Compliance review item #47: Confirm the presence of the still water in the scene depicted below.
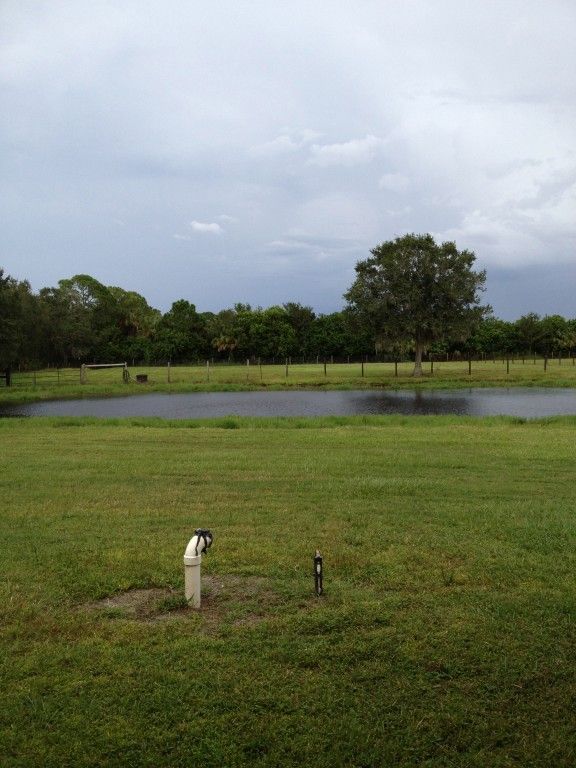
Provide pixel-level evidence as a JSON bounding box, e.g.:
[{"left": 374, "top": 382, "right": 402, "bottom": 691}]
[{"left": 2, "top": 388, "right": 576, "bottom": 419}]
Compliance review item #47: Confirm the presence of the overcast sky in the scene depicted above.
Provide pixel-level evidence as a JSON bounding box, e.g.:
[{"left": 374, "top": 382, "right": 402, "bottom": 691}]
[{"left": 1, "top": 1, "right": 575, "bottom": 318}]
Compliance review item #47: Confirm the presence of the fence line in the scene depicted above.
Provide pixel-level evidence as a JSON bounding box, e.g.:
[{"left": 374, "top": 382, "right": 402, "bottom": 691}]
[{"left": 4, "top": 354, "right": 575, "bottom": 389}]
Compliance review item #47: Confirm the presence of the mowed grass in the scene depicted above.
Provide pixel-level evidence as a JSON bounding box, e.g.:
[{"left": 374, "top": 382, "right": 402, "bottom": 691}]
[
  {"left": 1, "top": 416, "right": 576, "bottom": 767},
  {"left": 4, "top": 357, "right": 576, "bottom": 405}
]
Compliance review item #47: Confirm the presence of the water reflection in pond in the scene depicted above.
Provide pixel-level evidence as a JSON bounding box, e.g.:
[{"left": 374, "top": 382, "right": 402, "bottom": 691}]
[{"left": 1, "top": 388, "right": 576, "bottom": 419}]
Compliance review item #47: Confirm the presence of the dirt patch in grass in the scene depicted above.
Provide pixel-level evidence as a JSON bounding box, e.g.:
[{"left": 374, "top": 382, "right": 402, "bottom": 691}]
[
  {"left": 82, "top": 574, "right": 283, "bottom": 628},
  {"left": 83, "top": 587, "right": 184, "bottom": 621}
]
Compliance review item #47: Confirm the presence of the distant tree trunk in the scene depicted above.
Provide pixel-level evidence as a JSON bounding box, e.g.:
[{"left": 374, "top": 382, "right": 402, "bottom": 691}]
[{"left": 413, "top": 341, "right": 424, "bottom": 377}]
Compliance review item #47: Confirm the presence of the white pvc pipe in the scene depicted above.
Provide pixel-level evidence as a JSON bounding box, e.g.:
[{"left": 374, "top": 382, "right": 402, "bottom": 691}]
[
  {"left": 184, "top": 552, "right": 202, "bottom": 607},
  {"left": 183, "top": 533, "right": 211, "bottom": 608}
]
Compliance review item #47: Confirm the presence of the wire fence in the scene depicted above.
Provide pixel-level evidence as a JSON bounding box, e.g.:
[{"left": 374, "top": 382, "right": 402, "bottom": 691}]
[
  {"left": 7, "top": 368, "right": 81, "bottom": 388},
  {"left": 3, "top": 354, "right": 576, "bottom": 390}
]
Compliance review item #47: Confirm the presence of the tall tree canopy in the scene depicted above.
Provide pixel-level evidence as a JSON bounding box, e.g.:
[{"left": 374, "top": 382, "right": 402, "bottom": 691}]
[
  {"left": 153, "top": 299, "right": 207, "bottom": 362},
  {"left": 0, "top": 269, "right": 21, "bottom": 369},
  {"left": 345, "top": 233, "right": 489, "bottom": 376}
]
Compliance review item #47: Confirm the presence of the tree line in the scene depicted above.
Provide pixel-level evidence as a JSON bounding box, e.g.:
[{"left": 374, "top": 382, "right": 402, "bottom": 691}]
[
  {"left": 0, "top": 270, "right": 373, "bottom": 369},
  {"left": 1, "top": 240, "right": 575, "bottom": 371}
]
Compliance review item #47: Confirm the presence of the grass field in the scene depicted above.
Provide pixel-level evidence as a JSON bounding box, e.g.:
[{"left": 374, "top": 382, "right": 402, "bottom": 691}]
[
  {"left": 1, "top": 415, "right": 575, "bottom": 766},
  {"left": 3, "top": 357, "right": 576, "bottom": 406}
]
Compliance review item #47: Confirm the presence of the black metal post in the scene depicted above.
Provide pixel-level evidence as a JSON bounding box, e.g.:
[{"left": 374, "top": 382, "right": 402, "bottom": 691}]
[{"left": 314, "top": 550, "right": 323, "bottom": 596}]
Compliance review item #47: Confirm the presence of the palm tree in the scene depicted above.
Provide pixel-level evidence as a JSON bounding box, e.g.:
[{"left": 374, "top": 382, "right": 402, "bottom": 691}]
[{"left": 212, "top": 335, "right": 237, "bottom": 361}]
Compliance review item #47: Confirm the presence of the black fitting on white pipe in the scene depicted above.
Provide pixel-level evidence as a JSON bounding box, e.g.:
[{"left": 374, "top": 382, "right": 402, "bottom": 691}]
[{"left": 192, "top": 528, "right": 213, "bottom": 556}]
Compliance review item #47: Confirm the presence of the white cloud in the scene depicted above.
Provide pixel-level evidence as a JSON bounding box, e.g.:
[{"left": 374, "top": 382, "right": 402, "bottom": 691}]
[
  {"left": 436, "top": 211, "right": 543, "bottom": 267},
  {"left": 436, "top": 157, "right": 576, "bottom": 267},
  {"left": 379, "top": 173, "right": 410, "bottom": 192},
  {"left": 265, "top": 239, "right": 315, "bottom": 253},
  {"left": 308, "top": 135, "right": 386, "bottom": 167},
  {"left": 386, "top": 206, "right": 412, "bottom": 217},
  {"left": 190, "top": 220, "right": 223, "bottom": 234},
  {"left": 249, "top": 135, "right": 300, "bottom": 157},
  {"left": 249, "top": 129, "right": 322, "bottom": 158},
  {"left": 297, "top": 129, "right": 323, "bottom": 144}
]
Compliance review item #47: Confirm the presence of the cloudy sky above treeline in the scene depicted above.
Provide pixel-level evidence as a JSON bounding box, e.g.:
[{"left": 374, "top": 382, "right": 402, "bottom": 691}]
[{"left": 1, "top": 1, "right": 575, "bottom": 318}]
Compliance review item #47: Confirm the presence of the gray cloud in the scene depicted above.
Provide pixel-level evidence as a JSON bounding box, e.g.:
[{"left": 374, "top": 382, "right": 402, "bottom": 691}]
[{"left": 1, "top": 0, "right": 575, "bottom": 318}]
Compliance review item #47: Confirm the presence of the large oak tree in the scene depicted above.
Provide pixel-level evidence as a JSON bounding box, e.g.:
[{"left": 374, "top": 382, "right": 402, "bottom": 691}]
[{"left": 345, "top": 233, "right": 489, "bottom": 376}]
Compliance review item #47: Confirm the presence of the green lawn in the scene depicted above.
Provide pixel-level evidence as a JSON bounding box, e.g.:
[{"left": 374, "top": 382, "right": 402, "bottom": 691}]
[{"left": 1, "top": 415, "right": 575, "bottom": 766}]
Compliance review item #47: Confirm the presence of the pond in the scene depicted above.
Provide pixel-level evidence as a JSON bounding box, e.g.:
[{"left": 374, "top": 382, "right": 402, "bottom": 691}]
[{"left": 2, "top": 388, "right": 576, "bottom": 419}]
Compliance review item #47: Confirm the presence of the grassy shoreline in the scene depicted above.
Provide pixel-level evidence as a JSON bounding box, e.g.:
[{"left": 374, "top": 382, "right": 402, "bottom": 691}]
[{"left": 4, "top": 413, "right": 576, "bottom": 430}]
